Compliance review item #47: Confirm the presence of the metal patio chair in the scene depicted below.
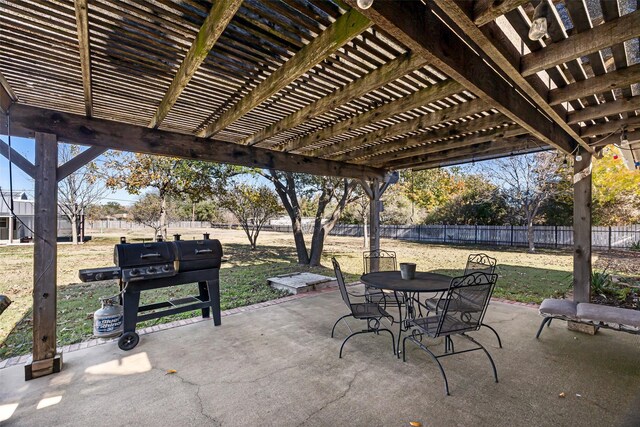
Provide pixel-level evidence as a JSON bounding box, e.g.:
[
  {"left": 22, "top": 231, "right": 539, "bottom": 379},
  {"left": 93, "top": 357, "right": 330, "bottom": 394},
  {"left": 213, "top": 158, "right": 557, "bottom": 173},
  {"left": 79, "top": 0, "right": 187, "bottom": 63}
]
[
  {"left": 403, "top": 271, "right": 499, "bottom": 395},
  {"left": 425, "top": 253, "right": 502, "bottom": 347},
  {"left": 363, "top": 249, "right": 404, "bottom": 312},
  {"left": 330, "top": 257, "right": 396, "bottom": 358}
]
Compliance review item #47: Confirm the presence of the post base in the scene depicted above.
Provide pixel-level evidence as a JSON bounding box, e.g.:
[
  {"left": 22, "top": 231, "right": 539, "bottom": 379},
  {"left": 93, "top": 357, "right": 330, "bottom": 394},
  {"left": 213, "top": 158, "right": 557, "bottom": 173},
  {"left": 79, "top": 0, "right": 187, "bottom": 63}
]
[
  {"left": 567, "top": 321, "right": 597, "bottom": 335},
  {"left": 24, "top": 353, "right": 63, "bottom": 381}
]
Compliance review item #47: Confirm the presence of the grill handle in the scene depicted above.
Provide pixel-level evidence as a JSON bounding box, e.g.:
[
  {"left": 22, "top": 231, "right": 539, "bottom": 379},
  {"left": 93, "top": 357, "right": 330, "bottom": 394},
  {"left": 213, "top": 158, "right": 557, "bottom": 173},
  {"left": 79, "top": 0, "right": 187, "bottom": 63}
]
[
  {"left": 140, "top": 252, "right": 162, "bottom": 259},
  {"left": 195, "top": 249, "right": 213, "bottom": 255}
]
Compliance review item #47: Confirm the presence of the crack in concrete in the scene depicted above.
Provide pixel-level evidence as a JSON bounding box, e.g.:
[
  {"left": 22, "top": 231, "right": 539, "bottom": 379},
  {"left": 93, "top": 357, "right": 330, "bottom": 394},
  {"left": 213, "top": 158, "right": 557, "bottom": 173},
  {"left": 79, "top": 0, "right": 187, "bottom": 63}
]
[
  {"left": 214, "top": 363, "right": 302, "bottom": 385},
  {"left": 153, "top": 367, "right": 221, "bottom": 426},
  {"left": 296, "top": 366, "right": 367, "bottom": 426}
]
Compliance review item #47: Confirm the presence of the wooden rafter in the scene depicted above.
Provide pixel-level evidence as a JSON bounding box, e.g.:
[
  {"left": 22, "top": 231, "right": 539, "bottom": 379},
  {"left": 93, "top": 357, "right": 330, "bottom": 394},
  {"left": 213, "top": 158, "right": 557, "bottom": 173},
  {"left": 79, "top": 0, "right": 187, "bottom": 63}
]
[
  {"left": 403, "top": 134, "right": 542, "bottom": 170},
  {"left": 73, "top": 0, "right": 93, "bottom": 118},
  {"left": 346, "top": 0, "right": 577, "bottom": 154},
  {"left": 580, "top": 115, "right": 640, "bottom": 138},
  {"left": 310, "top": 98, "right": 489, "bottom": 159},
  {"left": 243, "top": 52, "right": 429, "bottom": 147},
  {"left": 284, "top": 79, "right": 464, "bottom": 153},
  {"left": 589, "top": 130, "right": 640, "bottom": 147},
  {"left": 473, "top": 0, "right": 531, "bottom": 26},
  {"left": 148, "top": 0, "right": 242, "bottom": 129},
  {"left": 199, "top": 8, "right": 372, "bottom": 138},
  {"left": 428, "top": 0, "right": 590, "bottom": 154},
  {"left": 567, "top": 96, "right": 640, "bottom": 125},
  {"left": 368, "top": 120, "right": 523, "bottom": 167},
  {"left": 1, "top": 104, "right": 385, "bottom": 181},
  {"left": 549, "top": 63, "right": 640, "bottom": 106},
  {"left": 520, "top": 10, "right": 640, "bottom": 77}
]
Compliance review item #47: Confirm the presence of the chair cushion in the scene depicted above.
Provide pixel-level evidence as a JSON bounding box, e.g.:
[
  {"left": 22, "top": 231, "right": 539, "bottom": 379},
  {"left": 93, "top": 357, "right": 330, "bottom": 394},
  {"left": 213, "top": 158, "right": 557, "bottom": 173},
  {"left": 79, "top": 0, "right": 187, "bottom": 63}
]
[
  {"left": 539, "top": 299, "right": 578, "bottom": 318},
  {"left": 577, "top": 303, "right": 640, "bottom": 328}
]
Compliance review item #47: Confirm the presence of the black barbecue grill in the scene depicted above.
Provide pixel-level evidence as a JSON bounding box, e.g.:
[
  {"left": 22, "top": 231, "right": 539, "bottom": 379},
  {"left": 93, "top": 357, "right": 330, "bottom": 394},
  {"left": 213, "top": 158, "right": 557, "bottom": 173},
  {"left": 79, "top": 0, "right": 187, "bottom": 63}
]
[{"left": 79, "top": 234, "right": 223, "bottom": 350}]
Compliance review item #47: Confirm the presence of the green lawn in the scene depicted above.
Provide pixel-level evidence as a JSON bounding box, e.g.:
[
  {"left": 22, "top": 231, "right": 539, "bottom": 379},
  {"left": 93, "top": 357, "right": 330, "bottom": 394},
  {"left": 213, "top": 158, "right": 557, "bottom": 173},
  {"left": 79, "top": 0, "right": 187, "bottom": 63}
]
[{"left": 1, "top": 227, "right": 637, "bottom": 359}]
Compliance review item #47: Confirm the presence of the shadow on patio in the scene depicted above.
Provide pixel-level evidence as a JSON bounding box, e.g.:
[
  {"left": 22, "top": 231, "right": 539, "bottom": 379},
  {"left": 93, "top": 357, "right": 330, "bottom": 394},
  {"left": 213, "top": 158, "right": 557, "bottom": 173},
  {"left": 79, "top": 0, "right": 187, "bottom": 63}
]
[{"left": 1, "top": 288, "right": 639, "bottom": 426}]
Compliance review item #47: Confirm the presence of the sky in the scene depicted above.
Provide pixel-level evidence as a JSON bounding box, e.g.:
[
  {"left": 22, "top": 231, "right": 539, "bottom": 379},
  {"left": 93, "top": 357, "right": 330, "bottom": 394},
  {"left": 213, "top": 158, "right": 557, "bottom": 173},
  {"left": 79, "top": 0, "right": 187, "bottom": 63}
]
[{"left": 0, "top": 135, "right": 138, "bottom": 205}]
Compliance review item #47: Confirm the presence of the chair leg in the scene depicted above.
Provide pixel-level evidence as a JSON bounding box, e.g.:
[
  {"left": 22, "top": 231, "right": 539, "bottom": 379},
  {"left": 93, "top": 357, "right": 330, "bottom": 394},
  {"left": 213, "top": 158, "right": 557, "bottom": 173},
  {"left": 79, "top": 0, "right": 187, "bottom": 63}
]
[
  {"left": 377, "top": 327, "right": 396, "bottom": 355},
  {"left": 331, "top": 314, "right": 353, "bottom": 338},
  {"left": 339, "top": 330, "right": 371, "bottom": 358},
  {"left": 481, "top": 323, "right": 503, "bottom": 348},
  {"left": 405, "top": 336, "right": 450, "bottom": 396},
  {"left": 462, "top": 334, "right": 499, "bottom": 385},
  {"left": 535, "top": 317, "right": 552, "bottom": 339}
]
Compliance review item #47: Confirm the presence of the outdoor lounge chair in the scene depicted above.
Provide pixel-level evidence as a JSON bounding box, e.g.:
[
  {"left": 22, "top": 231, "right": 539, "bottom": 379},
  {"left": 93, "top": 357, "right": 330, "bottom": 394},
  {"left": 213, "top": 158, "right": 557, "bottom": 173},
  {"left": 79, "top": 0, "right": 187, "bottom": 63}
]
[
  {"left": 331, "top": 257, "right": 396, "bottom": 358},
  {"left": 403, "top": 271, "right": 499, "bottom": 395},
  {"left": 424, "top": 253, "right": 502, "bottom": 347}
]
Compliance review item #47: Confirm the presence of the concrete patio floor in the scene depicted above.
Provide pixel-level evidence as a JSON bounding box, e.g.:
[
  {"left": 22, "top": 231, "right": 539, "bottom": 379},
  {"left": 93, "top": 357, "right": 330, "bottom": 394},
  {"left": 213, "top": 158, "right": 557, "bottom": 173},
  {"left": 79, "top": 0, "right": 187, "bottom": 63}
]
[{"left": 1, "top": 288, "right": 639, "bottom": 427}]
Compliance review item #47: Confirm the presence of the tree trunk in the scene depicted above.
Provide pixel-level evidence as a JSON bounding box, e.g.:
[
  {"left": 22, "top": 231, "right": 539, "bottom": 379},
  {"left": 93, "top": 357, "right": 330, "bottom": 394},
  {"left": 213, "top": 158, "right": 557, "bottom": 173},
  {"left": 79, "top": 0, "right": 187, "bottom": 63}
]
[
  {"left": 309, "top": 227, "right": 326, "bottom": 266},
  {"left": 160, "top": 195, "right": 168, "bottom": 239},
  {"left": 527, "top": 220, "right": 535, "bottom": 252},
  {"left": 71, "top": 212, "right": 79, "bottom": 245},
  {"left": 292, "top": 217, "right": 309, "bottom": 264}
]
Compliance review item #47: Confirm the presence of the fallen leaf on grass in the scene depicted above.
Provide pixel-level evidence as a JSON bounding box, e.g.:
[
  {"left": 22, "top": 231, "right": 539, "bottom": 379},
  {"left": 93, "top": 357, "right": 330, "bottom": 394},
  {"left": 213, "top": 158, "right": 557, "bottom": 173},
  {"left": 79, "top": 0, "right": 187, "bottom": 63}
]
[{"left": 166, "top": 369, "right": 177, "bottom": 375}]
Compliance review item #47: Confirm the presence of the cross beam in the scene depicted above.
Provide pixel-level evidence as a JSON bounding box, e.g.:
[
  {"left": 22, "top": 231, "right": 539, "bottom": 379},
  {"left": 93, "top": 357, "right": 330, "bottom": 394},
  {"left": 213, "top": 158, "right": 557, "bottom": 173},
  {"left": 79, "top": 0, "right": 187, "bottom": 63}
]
[{"left": 1, "top": 104, "right": 385, "bottom": 181}]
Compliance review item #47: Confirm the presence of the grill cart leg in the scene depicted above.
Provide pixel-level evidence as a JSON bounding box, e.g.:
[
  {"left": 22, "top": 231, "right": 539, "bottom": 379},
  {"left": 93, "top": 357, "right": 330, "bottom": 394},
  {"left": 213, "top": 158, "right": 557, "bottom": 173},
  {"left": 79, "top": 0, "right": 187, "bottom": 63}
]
[
  {"left": 207, "top": 279, "right": 221, "bottom": 326},
  {"left": 198, "top": 281, "right": 210, "bottom": 318}
]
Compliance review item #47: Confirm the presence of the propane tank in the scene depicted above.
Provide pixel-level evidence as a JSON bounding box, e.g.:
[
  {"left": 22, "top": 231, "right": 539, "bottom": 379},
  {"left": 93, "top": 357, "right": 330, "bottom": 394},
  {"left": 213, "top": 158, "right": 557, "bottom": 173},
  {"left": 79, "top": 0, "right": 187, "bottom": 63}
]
[{"left": 93, "top": 297, "right": 124, "bottom": 338}]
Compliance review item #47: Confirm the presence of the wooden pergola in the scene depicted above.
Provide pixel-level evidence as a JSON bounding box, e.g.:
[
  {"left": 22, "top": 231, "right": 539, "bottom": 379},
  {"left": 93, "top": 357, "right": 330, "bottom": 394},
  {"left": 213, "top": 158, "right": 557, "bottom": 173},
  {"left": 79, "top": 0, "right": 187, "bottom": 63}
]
[{"left": 0, "top": 0, "right": 638, "bottom": 379}]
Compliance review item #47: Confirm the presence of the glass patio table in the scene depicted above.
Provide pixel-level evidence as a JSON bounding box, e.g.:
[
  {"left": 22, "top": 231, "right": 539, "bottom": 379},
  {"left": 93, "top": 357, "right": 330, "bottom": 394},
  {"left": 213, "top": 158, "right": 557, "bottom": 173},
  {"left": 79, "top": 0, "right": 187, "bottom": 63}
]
[{"left": 360, "top": 271, "right": 452, "bottom": 357}]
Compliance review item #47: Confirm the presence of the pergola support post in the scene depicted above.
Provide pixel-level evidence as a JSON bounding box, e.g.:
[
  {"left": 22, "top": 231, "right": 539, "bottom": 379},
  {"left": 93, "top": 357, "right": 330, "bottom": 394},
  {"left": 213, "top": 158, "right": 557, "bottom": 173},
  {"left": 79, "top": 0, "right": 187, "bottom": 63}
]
[
  {"left": 362, "top": 172, "right": 398, "bottom": 272},
  {"left": 25, "top": 132, "right": 62, "bottom": 380},
  {"left": 572, "top": 151, "right": 592, "bottom": 304}
]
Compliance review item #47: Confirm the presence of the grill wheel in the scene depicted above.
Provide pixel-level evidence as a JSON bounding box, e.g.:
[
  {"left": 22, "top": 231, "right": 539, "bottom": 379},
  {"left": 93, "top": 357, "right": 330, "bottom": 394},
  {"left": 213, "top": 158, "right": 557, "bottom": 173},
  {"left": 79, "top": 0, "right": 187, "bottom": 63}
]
[{"left": 118, "top": 332, "right": 140, "bottom": 351}]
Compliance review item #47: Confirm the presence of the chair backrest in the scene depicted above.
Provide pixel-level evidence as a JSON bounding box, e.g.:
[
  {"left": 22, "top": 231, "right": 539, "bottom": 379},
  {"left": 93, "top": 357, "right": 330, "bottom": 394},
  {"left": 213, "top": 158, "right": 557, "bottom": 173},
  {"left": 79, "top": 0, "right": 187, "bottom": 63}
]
[
  {"left": 464, "top": 253, "right": 497, "bottom": 275},
  {"left": 436, "top": 272, "right": 498, "bottom": 337},
  {"left": 332, "top": 257, "right": 352, "bottom": 309},
  {"left": 363, "top": 249, "right": 397, "bottom": 274}
]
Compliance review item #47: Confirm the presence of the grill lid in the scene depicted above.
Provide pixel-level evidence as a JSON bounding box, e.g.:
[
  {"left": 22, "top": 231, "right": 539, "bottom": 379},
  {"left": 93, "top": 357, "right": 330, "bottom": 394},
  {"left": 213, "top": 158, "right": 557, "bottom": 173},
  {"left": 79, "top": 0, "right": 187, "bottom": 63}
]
[{"left": 114, "top": 242, "right": 176, "bottom": 268}]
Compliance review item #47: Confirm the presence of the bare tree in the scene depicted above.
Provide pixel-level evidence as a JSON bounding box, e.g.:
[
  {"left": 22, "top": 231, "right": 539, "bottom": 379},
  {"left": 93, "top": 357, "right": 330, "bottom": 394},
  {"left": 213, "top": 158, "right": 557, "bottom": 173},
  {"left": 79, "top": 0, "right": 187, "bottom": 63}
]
[
  {"left": 485, "top": 152, "right": 565, "bottom": 251},
  {"left": 58, "top": 144, "right": 108, "bottom": 244}
]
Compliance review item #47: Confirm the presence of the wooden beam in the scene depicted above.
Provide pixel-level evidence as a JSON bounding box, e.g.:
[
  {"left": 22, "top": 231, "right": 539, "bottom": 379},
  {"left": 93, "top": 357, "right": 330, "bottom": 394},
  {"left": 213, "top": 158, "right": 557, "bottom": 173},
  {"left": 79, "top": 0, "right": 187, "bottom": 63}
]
[
  {"left": 309, "top": 98, "right": 489, "bottom": 158},
  {"left": 567, "top": 96, "right": 640, "bottom": 124},
  {"left": 26, "top": 132, "right": 62, "bottom": 380},
  {"left": 284, "top": 79, "right": 464, "bottom": 153},
  {"left": 243, "top": 52, "right": 429, "bottom": 147},
  {"left": 580, "top": 115, "right": 640, "bottom": 138},
  {"left": 57, "top": 146, "right": 107, "bottom": 182},
  {"left": 589, "top": 130, "right": 640, "bottom": 147},
  {"left": 573, "top": 150, "right": 592, "bottom": 303},
  {"left": 341, "top": 113, "right": 518, "bottom": 165},
  {"left": 148, "top": 0, "right": 242, "bottom": 129},
  {"left": 374, "top": 124, "right": 528, "bottom": 169},
  {"left": 73, "top": 0, "right": 93, "bottom": 117},
  {"left": 521, "top": 10, "right": 640, "bottom": 77},
  {"left": 429, "top": 0, "right": 590, "bottom": 154},
  {"left": 1, "top": 104, "right": 385, "bottom": 181},
  {"left": 345, "top": 0, "right": 576, "bottom": 154},
  {"left": 0, "top": 71, "right": 17, "bottom": 113},
  {"left": 0, "top": 139, "right": 36, "bottom": 178},
  {"left": 549, "top": 63, "right": 640, "bottom": 106},
  {"left": 400, "top": 134, "right": 542, "bottom": 170},
  {"left": 200, "top": 8, "right": 372, "bottom": 138},
  {"left": 474, "top": 0, "right": 530, "bottom": 26},
  {"left": 369, "top": 178, "right": 381, "bottom": 269}
]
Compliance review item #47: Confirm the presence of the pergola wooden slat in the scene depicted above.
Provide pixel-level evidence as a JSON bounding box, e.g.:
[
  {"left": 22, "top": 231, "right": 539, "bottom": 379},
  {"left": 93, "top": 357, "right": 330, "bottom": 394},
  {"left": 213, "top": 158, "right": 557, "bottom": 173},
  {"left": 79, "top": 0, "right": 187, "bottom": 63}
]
[{"left": 0, "top": 0, "right": 638, "bottom": 380}]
